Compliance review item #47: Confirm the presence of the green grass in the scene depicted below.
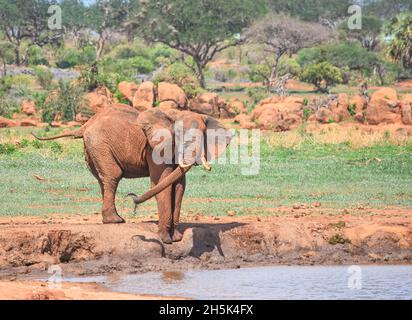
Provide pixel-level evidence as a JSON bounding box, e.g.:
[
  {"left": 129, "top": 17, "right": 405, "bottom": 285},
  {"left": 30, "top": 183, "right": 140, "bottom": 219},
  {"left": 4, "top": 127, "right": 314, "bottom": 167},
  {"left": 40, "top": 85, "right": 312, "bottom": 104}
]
[{"left": 0, "top": 127, "right": 411, "bottom": 218}]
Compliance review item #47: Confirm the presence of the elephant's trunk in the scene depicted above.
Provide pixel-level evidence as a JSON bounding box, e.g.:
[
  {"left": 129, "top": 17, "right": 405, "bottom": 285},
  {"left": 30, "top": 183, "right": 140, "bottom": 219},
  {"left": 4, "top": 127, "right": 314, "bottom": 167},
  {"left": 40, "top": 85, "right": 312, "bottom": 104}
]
[{"left": 127, "top": 165, "right": 192, "bottom": 207}]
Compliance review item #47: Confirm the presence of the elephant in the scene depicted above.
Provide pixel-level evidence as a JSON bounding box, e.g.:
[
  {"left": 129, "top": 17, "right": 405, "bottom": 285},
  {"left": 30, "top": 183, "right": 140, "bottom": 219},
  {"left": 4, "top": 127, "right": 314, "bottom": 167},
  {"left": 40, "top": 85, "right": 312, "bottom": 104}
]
[{"left": 33, "top": 104, "right": 232, "bottom": 244}]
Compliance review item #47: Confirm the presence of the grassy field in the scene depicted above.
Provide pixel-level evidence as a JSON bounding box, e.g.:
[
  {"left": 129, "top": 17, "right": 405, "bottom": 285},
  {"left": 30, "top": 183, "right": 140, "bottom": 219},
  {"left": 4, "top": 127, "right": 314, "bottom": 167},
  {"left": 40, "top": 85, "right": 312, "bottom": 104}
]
[{"left": 0, "top": 126, "right": 411, "bottom": 219}]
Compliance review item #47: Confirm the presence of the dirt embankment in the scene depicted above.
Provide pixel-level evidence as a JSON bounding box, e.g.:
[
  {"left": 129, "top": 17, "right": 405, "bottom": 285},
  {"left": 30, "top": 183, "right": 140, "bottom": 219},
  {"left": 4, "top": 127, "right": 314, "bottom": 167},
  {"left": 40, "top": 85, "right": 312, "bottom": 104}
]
[
  {"left": 0, "top": 209, "right": 411, "bottom": 279},
  {"left": 0, "top": 280, "right": 183, "bottom": 300}
]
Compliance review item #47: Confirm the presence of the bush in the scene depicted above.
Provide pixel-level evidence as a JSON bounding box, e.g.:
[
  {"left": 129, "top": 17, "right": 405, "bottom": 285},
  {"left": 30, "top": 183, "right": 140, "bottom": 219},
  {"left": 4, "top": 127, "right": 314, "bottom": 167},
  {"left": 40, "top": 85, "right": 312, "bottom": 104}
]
[
  {"left": 56, "top": 46, "right": 96, "bottom": 68},
  {"left": 0, "top": 98, "right": 19, "bottom": 119},
  {"left": 276, "top": 56, "right": 301, "bottom": 77},
  {"left": 42, "top": 80, "right": 85, "bottom": 123},
  {"left": 33, "top": 66, "right": 54, "bottom": 90},
  {"left": 27, "top": 45, "right": 49, "bottom": 66},
  {"left": 300, "top": 61, "right": 343, "bottom": 93},
  {"left": 155, "top": 60, "right": 202, "bottom": 98},
  {"left": 246, "top": 87, "right": 269, "bottom": 105}
]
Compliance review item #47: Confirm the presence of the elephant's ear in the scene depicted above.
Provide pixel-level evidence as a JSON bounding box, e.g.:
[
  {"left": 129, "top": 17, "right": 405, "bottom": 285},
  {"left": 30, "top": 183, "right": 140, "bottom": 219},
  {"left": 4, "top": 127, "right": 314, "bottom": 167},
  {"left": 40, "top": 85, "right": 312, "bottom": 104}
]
[
  {"left": 138, "top": 109, "right": 174, "bottom": 149},
  {"left": 204, "top": 116, "right": 233, "bottom": 162}
]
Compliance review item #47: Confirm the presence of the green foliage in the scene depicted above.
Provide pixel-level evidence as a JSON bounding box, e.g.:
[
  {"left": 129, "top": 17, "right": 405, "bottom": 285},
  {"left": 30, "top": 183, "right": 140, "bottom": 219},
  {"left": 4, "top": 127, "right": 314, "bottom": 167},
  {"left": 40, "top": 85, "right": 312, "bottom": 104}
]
[
  {"left": 27, "top": 45, "right": 49, "bottom": 66},
  {"left": 246, "top": 87, "right": 269, "bottom": 105},
  {"left": 296, "top": 43, "right": 409, "bottom": 85},
  {"left": 386, "top": 13, "right": 412, "bottom": 69},
  {"left": 329, "top": 234, "right": 350, "bottom": 245},
  {"left": 42, "top": 80, "right": 85, "bottom": 123},
  {"left": 33, "top": 66, "right": 54, "bottom": 90},
  {"left": 56, "top": 46, "right": 96, "bottom": 68},
  {"left": 300, "top": 61, "right": 343, "bottom": 92},
  {"left": 298, "top": 43, "right": 381, "bottom": 73},
  {"left": 0, "top": 143, "right": 17, "bottom": 155},
  {"left": 348, "top": 103, "right": 357, "bottom": 117},
  {"left": 268, "top": 0, "right": 352, "bottom": 22},
  {"left": 276, "top": 56, "right": 302, "bottom": 77},
  {"left": 0, "top": 98, "right": 19, "bottom": 119},
  {"left": 338, "top": 16, "right": 383, "bottom": 51},
  {"left": 155, "top": 60, "right": 203, "bottom": 98},
  {"left": 0, "top": 42, "right": 15, "bottom": 71}
]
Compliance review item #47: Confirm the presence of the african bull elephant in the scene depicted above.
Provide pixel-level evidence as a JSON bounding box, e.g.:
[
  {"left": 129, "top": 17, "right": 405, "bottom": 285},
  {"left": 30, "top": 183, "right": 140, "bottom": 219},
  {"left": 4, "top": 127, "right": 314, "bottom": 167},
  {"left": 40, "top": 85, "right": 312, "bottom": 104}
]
[{"left": 33, "top": 104, "right": 231, "bottom": 244}]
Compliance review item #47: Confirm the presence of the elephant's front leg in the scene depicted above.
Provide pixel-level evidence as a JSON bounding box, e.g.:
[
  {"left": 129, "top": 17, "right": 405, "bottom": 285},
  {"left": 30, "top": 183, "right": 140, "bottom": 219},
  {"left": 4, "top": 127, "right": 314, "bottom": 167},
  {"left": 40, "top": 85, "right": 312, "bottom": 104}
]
[
  {"left": 147, "top": 154, "right": 174, "bottom": 244},
  {"left": 171, "top": 175, "right": 186, "bottom": 242},
  {"left": 153, "top": 178, "right": 173, "bottom": 244}
]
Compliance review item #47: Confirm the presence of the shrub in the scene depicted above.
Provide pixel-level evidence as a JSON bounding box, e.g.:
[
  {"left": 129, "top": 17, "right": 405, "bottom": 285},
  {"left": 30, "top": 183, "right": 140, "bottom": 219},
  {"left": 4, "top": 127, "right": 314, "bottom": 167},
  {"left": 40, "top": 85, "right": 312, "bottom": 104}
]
[
  {"left": 246, "top": 87, "right": 269, "bottom": 105},
  {"left": 348, "top": 103, "right": 356, "bottom": 116},
  {"left": 42, "top": 80, "right": 85, "bottom": 123},
  {"left": 56, "top": 46, "right": 96, "bottom": 68},
  {"left": 27, "top": 45, "right": 49, "bottom": 66},
  {"left": 155, "top": 60, "right": 202, "bottom": 98},
  {"left": 33, "top": 66, "right": 54, "bottom": 90},
  {"left": 0, "top": 98, "right": 19, "bottom": 119},
  {"left": 300, "top": 62, "right": 343, "bottom": 93},
  {"left": 276, "top": 56, "right": 301, "bottom": 77}
]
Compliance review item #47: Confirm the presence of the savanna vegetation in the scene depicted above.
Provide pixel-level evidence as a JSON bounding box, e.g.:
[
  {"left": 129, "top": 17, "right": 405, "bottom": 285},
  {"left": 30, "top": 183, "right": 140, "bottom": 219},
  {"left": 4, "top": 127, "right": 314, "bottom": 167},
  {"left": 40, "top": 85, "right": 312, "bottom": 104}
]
[{"left": 1, "top": 0, "right": 412, "bottom": 218}]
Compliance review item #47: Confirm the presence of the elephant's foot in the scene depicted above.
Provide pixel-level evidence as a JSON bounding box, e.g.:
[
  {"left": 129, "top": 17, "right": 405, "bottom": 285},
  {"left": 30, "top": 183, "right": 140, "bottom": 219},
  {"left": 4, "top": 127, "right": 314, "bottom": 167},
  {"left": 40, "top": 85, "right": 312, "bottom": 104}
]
[
  {"left": 158, "top": 230, "right": 173, "bottom": 244},
  {"left": 171, "top": 229, "right": 183, "bottom": 242},
  {"left": 102, "top": 213, "right": 125, "bottom": 224}
]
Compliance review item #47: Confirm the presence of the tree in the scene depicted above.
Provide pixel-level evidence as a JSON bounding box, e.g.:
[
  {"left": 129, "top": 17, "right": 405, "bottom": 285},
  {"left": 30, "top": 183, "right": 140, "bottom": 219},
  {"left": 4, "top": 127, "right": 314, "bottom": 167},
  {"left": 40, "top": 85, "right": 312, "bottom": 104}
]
[
  {"left": 0, "top": 0, "right": 62, "bottom": 65},
  {"left": 245, "top": 14, "right": 332, "bottom": 91},
  {"left": 386, "top": 13, "right": 412, "bottom": 70},
  {"left": 268, "top": 0, "right": 354, "bottom": 27},
  {"left": 0, "top": 42, "right": 14, "bottom": 76},
  {"left": 300, "top": 61, "right": 343, "bottom": 93},
  {"left": 136, "top": 0, "right": 267, "bottom": 88},
  {"left": 338, "top": 15, "right": 383, "bottom": 51},
  {"left": 61, "top": 0, "right": 88, "bottom": 48},
  {"left": 86, "top": 0, "right": 129, "bottom": 60},
  {"left": 363, "top": 0, "right": 412, "bottom": 20}
]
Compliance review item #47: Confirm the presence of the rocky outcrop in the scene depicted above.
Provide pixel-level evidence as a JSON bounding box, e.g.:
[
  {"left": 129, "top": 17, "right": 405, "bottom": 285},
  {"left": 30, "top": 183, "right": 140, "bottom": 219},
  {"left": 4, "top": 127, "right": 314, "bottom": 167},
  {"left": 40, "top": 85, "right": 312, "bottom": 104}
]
[
  {"left": 20, "top": 100, "right": 36, "bottom": 116},
  {"left": 401, "top": 94, "right": 412, "bottom": 125},
  {"left": 84, "top": 86, "right": 114, "bottom": 114},
  {"left": 251, "top": 95, "right": 303, "bottom": 131},
  {"left": 365, "top": 88, "right": 401, "bottom": 125},
  {"left": 132, "top": 81, "right": 155, "bottom": 111},
  {"left": 157, "top": 82, "right": 187, "bottom": 109},
  {"left": 118, "top": 81, "right": 139, "bottom": 103},
  {"left": 0, "top": 117, "right": 18, "bottom": 128}
]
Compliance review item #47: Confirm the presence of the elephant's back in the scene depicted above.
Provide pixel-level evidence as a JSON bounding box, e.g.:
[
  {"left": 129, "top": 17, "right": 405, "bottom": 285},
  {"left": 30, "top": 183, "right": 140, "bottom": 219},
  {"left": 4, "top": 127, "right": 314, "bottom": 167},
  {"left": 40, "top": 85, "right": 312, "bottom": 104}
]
[{"left": 83, "top": 107, "right": 149, "bottom": 178}]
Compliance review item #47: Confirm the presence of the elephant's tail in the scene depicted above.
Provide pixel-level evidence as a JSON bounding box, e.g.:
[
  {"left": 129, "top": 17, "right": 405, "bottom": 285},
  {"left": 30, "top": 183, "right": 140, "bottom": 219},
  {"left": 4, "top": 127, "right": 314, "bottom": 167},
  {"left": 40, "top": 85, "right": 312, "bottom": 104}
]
[
  {"left": 31, "top": 129, "right": 83, "bottom": 141},
  {"left": 127, "top": 165, "right": 193, "bottom": 209}
]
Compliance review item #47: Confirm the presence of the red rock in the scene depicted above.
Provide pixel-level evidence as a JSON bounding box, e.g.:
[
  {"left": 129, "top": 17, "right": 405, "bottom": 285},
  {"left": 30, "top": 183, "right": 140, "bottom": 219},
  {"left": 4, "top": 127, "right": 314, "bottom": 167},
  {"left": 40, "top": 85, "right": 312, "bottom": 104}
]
[
  {"left": 132, "top": 81, "right": 155, "bottom": 111},
  {"left": 234, "top": 114, "right": 256, "bottom": 129},
  {"left": 316, "top": 107, "right": 336, "bottom": 124},
  {"left": 84, "top": 86, "right": 114, "bottom": 113},
  {"left": 21, "top": 100, "right": 36, "bottom": 116},
  {"left": 229, "top": 99, "right": 247, "bottom": 114},
  {"left": 158, "top": 82, "right": 187, "bottom": 108},
  {"left": 401, "top": 94, "right": 412, "bottom": 125},
  {"left": 118, "top": 81, "right": 139, "bottom": 102},
  {"left": 365, "top": 88, "right": 401, "bottom": 125},
  {"left": 190, "top": 92, "right": 220, "bottom": 117},
  {"left": 0, "top": 117, "right": 18, "bottom": 128},
  {"left": 20, "top": 119, "right": 37, "bottom": 127}
]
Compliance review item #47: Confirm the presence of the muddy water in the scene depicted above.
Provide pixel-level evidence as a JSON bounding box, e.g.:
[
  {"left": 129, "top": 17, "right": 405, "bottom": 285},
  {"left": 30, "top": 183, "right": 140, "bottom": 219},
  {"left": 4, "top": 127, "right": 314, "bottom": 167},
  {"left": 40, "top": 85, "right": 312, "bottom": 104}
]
[{"left": 57, "top": 265, "right": 412, "bottom": 300}]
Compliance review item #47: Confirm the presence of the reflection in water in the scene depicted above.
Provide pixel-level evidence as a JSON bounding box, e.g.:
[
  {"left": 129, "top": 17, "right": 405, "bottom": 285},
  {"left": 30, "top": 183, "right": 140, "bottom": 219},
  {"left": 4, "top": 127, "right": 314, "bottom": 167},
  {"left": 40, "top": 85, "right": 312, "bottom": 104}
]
[
  {"left": 161, "top": 271, "right": 185, "bottom": 284},
  {"left": 50, "top": 265, "right": 412, "bottom": 300}
]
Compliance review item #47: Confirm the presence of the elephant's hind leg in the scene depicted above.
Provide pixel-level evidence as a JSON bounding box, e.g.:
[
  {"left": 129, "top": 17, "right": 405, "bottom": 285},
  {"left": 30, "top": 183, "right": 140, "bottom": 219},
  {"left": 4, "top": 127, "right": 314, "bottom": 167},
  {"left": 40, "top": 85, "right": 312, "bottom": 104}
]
[
  {"left": 85, "top": 146, "right": 125, "bottom": 224},
  {"left": 100, "top": 178, "right": 125, "bottom": 224}
]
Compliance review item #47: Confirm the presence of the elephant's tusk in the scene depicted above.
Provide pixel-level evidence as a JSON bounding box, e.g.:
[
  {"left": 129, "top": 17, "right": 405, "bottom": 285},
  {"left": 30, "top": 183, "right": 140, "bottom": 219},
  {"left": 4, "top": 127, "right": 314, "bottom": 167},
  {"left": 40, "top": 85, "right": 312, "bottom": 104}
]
[
  {"left": 201, "top": 156, "right": 212, "bottom": 171},
  {"left": 179, "top": 160, "right": 192, "bottom": 168}
]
